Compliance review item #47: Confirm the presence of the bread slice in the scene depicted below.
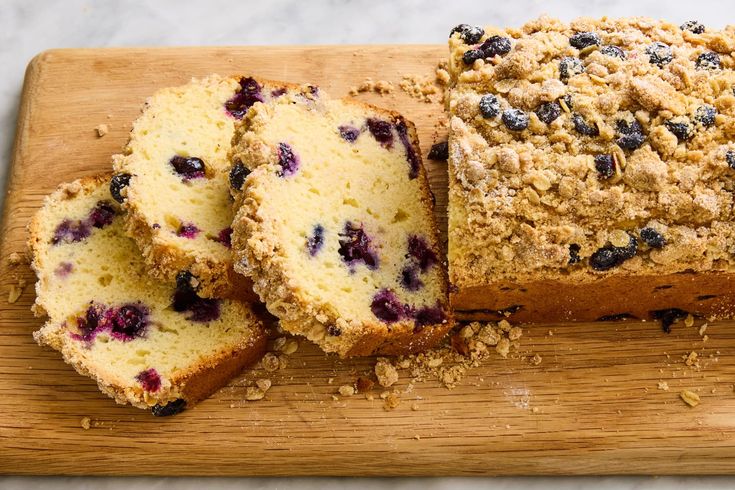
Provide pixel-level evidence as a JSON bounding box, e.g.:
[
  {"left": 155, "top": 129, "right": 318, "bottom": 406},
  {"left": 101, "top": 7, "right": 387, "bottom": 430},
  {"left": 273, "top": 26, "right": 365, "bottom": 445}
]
[
  {"left": 230, "top": 88, "right": 452, "bottom": 357},
  {"left": 112, "top": 75, "right": 298, "bottom": 297},
  {"left": 29, "top": 175, "right": 267, "bottom": 415}
]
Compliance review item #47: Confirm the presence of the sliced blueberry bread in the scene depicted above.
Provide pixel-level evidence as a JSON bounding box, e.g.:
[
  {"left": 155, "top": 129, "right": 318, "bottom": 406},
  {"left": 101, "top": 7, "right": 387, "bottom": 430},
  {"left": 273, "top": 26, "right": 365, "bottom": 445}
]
[
  {"left": 29, "top": 175, "right": 267, "bottom": 415},
  {"left": 229, "top": 89, "right": 451, "bottom": 357},
  {"left": 447, "top": 17, "right": 735, "bottom": 323},
  {"left": 112, "top": 75, "right": 297, "bottom": 298}
]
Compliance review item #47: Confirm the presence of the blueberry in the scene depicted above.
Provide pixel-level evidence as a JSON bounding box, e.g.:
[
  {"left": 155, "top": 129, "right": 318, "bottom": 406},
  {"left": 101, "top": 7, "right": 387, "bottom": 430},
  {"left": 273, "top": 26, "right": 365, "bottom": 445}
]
[
  {"left": 135, "top": 368, "right": 161, "bottom": 392},
  {"left": 371, "top": 289, "right": 407, "bottom": 323},
  {"left": 502, "top": 108, "right": 529, "bottom": 131},
  {"left": 696, "top": 52, "right": 721, "bottom": 70},
  {"left": 572, "top": 114, "right": 599, "bottom": 136},
  {"left": 450, "top": 24, "right": 485, "bottom": 44},
  {"left": 570, "top": 32, "right": 600, "bottom": 49},
  {"left": 395, "top": 119, "right": 421, "bottom": 179},
  {"left": 559, "top": 56, "right": 585, "bottom": 81},
  {"left": 479, "top": 94, "right": 500, "bottom": 119},
  {"left": 88, "top": 201, "right": 116, "bottom": 228},
  {"left": 616, "top": 119, "right": 646, "bottom": 150},
  {"left": 229, "top": 161, "right": 250, "bottom": 190},
  {"left": 646, "top": 42, "right": 673, "bottom": 67},
  {"left": 589, "top": 235, "right": 638, "bottom": 271},
  {"left": 680, "top": 20, "right": 705, "bottom": 34},
  {"left": 568, "top": 243, "right": 581, "bottom": 265},
  {"left": 600, "top": 45, "right": 626, "bottom": 59},
  {"left": 462, "top": 48, "right": 485, "bottom": 65},
  {"left": 413, "top": 305, "right": 445, "bottom": 331},
  {"left": 664, "top": 118, "right": 692, "bottom": 140},
  {"left": 217, "top": 227, "right": 232, "bottom": 248},
  {"left": 151, "top": 398, "right": 187, "bottom": 417},
  {"left": 276, "top": 142, "right": 299, "bottom": 177},
  {"left": 640, "top": 227, "right": 666, "bottom": 248},
  {"left": 726, "top": 150, "right": 735, "bottom": 169},
  {"left": 176, "top": 223, "right": 199, "bottom": 239},
  {"left": 651, "top": 308, "right": 688, "bottom": 334},
  {"left": 327, "top": 325, "right": 342, "bottom": 336},
  {"left": 479, "top": 35, "right": 512, "bottom": 58},
  {"left": 110, "top": 173, "right": 131, "bottom": 203},
  {"left": 695, "top": 104, "right": 717, "bottom": 127},
  {"left": 73, "top": 303, "right": 104, "bottom": 341},
  {"left": 594, "top": 154, "right": 615, "bottom": 179},
  {"left": 270, "top": 87, "right": 287, "bottom": 97},
  {"left": 367, "top": 118, "right": 394, "bottom": 146},
  {"left": 338, "top": 222, "right": 378, "bottom": 269},
  {"left": 52, "top": 219, "right": 91, "bottom": 245},
  {"left": 339, "top": 125, "right": 360, "bottom": 143},
  {"left": 306, "top": 224, "right": 325, "bottom": 256},
  {"left": 225, "top": 77, "right": 264, "bottom": 119},
  {"left": 170, "top": 156, "right": 205, "bottom": 180},
  {"left": 176, "top": 271, "right": 198, "bottom": 293},
  {"left": 185, "top": 297, "right": 221, "bottom": 323},
  {"left": 427, "top": 141, "right": 449, "bottom": 161},
  {"left": 535, "top": 102, "right": 562, "bottom": 124},
  {"left": 407, "top": 235, "right": 438, "bottom": 272},
  {"left": 400, "top": 265, "right": 423, "bottom": 291},
  {"left": 109, "top": 304, "right": 148, "bottom": 341}
]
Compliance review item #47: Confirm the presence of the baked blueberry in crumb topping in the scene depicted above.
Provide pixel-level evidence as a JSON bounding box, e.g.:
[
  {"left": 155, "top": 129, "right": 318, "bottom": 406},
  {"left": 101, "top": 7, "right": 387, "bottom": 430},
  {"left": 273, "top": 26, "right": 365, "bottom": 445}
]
[
  {"left": 176, "top": 223, "right": 200, "bottom": 239},
  {"left": 428, "top": 141, "right": 449, "bottom": 161},
  {"left": 400, "top": 265, "right": 423, "bottom": 291},
  {"left": 559, "top": 57, "right": 584, "bottom": 81},
  {"left": 569, "top": 32, "right": 600, "bottom": 49},
  {"left": 327, "top": 325, "right": 342, "bottom": 336},
  {"left": 568, "top": 243, "right": 581, "bottom": 265},
  {"left": 681, "top": 20, "right": 705, "bottom": 34},
  {"left": 600, "top": 45, "right": 626, "bottom": 59},
  {"left": 652, "top": 308, "right": 688, "bottom": 334},
  {"left": 696, "top": 52, "right": 721, "bottom": 71},
  {"left": 535, "top": 102, "right": 562, "bottom": 124},
  {"left": 502, "top": 109, "right": 529, "bottom": 131},
  {"left": 589, "top": 235, "right": 638, "bottom": 271},
  {"left": 407, "top": 235, "right": 437, "bottom": 272},
  {"left": 338, "top": 222, "right": 378, "bottom": 270},
  {"left": 367, "top": 118, "right": 394, "bottom": 146},
  {"left": 151, "top": 398, "right": 186, "bottom": 417},
  {"left": 306, "top": 224, "right": 325, "bottom": 256},
  {"left": 665, "top": 118, "right": 692, "bottom": 140},
  {"left": 695, "top": 104, "right": 717, "bottom": 127},
  {"left": 450, "top": 24, "right": 484, "bottom": 44},
  {"left": 462, "top": 48, "right": 484, "bottom": 65},
  {"left": 339, "top": 125, "right": 360, "bottom": 143},
  {"left": 726, "top": 150, "right": 735, "bottom": 169},
  {"left": 615, "top": 119, "right": 645, "bottom": 150},
  {"left": 479, "top": 94, "right": 500, "bottom": 119},
  {"left": 110, "top": 173, "right": 131, "bottom": 203},
  {"left": 646, "top": 42, "right": 673, "bottom": 67},
  {"left": 169, "top": 156, "right": 205, "bottom": 180},
  {"left": 594, "top": 154, "right": 615, "bottom": 179},
  {"left": 277, "top": 142, "right": 300, "bottom": 177},
  {"left": 225, "top": 77, "right": 264, "bottom": 119},
  {"left": 229, "top": 161, "right": 250, "bottom": 190},
  {"left": 136, "top": 368, "right": 161, "bottom": 392},
  {"left": 479, "top": 36, "right": 512, "bottom": 58},
  {"left": 371, "top": 289, "right": 408, "bottom": 323},
  {"left": 395, "top": 119, "right": 421, "bottom": 179},
  {"left": 572, "top": 114, "right": 599, "bottom": 136},
  {"left": 640, "top": 227, "right": 666, "bottom": 248}
]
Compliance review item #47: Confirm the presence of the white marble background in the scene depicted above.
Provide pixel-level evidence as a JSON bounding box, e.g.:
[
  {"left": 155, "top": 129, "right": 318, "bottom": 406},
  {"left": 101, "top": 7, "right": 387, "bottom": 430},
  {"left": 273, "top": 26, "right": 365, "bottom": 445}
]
[{"left": 2, "top": 0, "right": 735, "bottom": 488}]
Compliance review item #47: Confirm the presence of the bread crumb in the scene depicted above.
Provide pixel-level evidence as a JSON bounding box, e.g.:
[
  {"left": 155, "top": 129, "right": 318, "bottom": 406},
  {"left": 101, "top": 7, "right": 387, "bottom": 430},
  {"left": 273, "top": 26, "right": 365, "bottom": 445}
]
[
  {"left": 414, "top": 434, "right": 421, "bottom": 440},
  {"left": 657, "top": 381, "right": 670, "bottom": 391},
  {"left": 529, "top": 353, "right": 543, "bottom": 366},
  {"left": 384, "top": 392, "right": 400, "bottom": 410},
  {"left": 495, "top": 337, "right": 511, "bottom": 358},
  {"left": 699, "top": 324, "right": 708, "bottom": 336},
  {"left": 8, "top": 278, "right": 27, "bottom": 304},
  {"left": 411, "top": 403, "right": 420, "bottom": 411},
  {"left": 245, "top": 386, "right": 265, "bottom": 401},
  {"left": 375, "top": 358, "right": 399, "bottom": 387},
  {"left": 531, "top": 407, "right": 540, "bottom": 414},
  {"left": 274, "top": 337, "right": 299, "bottom": 355},
  {"left": 684, "top": 351, "right": 699, "bottom": 367},
  {"left": 365, "top": 393, "right": 375, "bottom": 401},
  {"left": 355, "top": 376, "right": 375, "bottom": 393},
  {"left": 684, "top": 314, "right": 694, "bottom": 327},
  {"left": 399, "top": 75, "right": 438, "bottom": 102},
  {"left": 95, "top": 124, "right": 109, "bottom": 137},
  {"left": 349, "top": 78, "right": 394, "bottom": 96},
  {"left": 256, "top": 378, "right": 272, "bottom": 392},
  {"left": 80, "top": 417, "right": 91, "bottom": 430},
  {"left": 7, "top": 252, "right": 26, "bottom": 266},
  {"left": 680, "top": 389, "right": 701, "bottom": 407},
  {"left": 435, "top": 61, "right": 451, "bottom": 87},
  {"left": 338, "top": 385, "right": 355, "bottom": 397},
  {"left": 261, "top": 353, "right": 280, "bottom": 372}
]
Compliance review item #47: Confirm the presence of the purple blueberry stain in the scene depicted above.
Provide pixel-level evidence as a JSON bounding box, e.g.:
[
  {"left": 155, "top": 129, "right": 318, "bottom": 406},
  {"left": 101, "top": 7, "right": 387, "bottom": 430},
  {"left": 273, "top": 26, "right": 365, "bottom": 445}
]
[
  {"left": 217, "top": 227, "right": 232, "bottom": 248},
  {"left": 395, "top": 119, "right": 420, "bottom": 179},
  {"left": 54, "top": 262, "right": 74, "bottom": 278},
  {"left": 89, "top": 201, "right": 116, "bottom": 228},
  {"left": 176, "top": 222, "right": 200, "bottom": 239},
  {"left": 367, "top": 118, "right": 394, "bottom": 147},
  {"left": 136, "top": 368, "right": 161, "bottom": 392},
  {"left": 400, "top": 265, "right": 423, "bottom": 292},
  {"left": 70, "top": 302, "right": 149, "bottom": 343},
  {"left": 277, "top": 142, "right": 299, "bottom": 177},
  {"left": 338, "top": 221, "right": 378, "bottom": 270},
  {"left": 371, "top": 289, "right": 408, "bottom": 323},
  {"left": 225, "top": 77, "right": 264, "bottom": 119},
  {"left": 407, "top": 235, "right": 437, "bottom": 272},
  {"left": 339, "top": 125, "right": 360, "bottom": 143},
  {"left": 271, "top": 87, "right": 287, "bottom": 97},
  {"left": 171, "top": 271, "right": 221, "bottom": 323},
  {"left": 413, "top": 304, "right": 446, "bottom": 332},
  {"left": 169, "top": 156, "right": 205, "bottom": 180},
  {"left": 52, "top": 219, "right": 91, "bottom": 245},
  {"left": 306, "top": 224, "right": 325, "bottom": 256}
]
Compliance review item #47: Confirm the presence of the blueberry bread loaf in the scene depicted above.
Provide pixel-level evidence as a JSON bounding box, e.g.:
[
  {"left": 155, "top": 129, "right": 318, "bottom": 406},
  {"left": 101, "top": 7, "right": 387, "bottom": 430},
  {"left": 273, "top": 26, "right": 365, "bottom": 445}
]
[
  {"left": 447, "top": 17, "right": 735, "bottom": 323},
  {"left": 29, "top": 175, "right": 267, "bottom": 415},
  {"left": 112, "top": 75, "right": 294, "bottom": 297},
  {"left": 229, "top": 88, "right": 451, "bottom": 357}
]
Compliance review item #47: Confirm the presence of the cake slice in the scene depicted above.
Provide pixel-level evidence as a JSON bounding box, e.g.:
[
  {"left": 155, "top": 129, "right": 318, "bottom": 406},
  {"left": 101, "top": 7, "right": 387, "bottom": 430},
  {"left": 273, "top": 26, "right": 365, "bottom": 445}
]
[
  {"left": 229, "top": 88, "right": 451, "bottom": 357},
  {"left": 29, "top": 175, "right": 267, "bottom": 415},
  {"left": 447, "top": 17, "right": 735, "bottom": 323},
  {"left": 112, "top": 75, "right": 299, "bottom": 297}
]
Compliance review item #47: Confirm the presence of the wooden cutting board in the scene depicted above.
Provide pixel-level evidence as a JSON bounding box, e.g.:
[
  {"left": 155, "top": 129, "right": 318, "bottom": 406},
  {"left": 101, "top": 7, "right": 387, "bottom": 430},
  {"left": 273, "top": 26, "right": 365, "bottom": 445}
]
[{"left": 2, "top": 46, "right": 735, "bottom": 476}]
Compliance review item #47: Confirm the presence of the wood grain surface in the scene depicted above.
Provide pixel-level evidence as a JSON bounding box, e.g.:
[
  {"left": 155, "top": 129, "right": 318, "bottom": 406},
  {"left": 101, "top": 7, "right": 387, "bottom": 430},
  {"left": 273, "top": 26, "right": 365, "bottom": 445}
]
[{"left": 2, "top": 46, "right": 735, "bottom": 476}]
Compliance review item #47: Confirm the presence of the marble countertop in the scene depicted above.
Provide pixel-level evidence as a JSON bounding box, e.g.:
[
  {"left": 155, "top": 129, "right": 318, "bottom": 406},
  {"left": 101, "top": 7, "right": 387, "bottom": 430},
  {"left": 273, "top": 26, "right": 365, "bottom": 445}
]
[{"left": 2, "top": 0, "right": 734, "bottom": 488}]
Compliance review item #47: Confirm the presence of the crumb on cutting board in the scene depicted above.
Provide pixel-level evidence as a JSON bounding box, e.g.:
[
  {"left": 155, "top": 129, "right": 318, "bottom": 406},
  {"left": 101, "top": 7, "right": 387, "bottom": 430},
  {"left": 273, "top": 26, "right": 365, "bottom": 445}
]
[{"left": 95, "top": 124, "right": 109, "bottom": 137}]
